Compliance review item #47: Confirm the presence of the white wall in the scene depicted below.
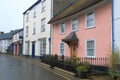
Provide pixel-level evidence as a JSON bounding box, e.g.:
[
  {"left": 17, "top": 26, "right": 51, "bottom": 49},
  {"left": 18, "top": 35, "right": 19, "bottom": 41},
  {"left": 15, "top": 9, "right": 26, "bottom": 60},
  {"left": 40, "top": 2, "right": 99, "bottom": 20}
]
[
  {"left": 114, "top": 0, "right": 120, "bottom": 49},
  {"left": 23, "top": 0, "right": 52, "bottom": 56},
  {"left": 0, "top": 40, "right": 9, "bottom": 53}
]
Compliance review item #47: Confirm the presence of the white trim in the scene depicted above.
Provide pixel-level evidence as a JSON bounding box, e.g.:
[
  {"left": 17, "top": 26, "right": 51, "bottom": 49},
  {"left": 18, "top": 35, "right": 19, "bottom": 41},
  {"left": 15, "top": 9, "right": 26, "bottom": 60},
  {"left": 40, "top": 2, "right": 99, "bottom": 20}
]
[
  {"left": 85, "top": 39, "right": 96, "bottom": 58},
  {"left": 85, "top": 10, "right": 95, "bottom": 29},
  {"left": 60, "top": 22, "right": 66, "bottom": 34},
  {"left": 59, "top": 42, "right": 64, "bottom": 55},
  {"left": 71, "top": 18, "right": 78, "bottom": 32}
]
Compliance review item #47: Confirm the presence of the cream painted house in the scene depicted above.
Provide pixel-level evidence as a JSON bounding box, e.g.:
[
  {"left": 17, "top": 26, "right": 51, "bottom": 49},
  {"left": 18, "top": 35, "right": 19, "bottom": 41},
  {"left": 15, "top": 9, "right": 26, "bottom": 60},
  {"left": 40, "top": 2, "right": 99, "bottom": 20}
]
[{"left": 23, "top": 0, "right": 52, "bottom": 58}]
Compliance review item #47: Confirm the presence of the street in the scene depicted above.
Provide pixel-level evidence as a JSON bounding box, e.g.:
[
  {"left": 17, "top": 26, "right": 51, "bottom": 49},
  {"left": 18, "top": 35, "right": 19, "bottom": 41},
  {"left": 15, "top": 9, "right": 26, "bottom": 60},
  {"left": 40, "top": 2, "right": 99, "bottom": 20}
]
[{"left": 0, "top": 54, "right": 67, "bottom": 80}]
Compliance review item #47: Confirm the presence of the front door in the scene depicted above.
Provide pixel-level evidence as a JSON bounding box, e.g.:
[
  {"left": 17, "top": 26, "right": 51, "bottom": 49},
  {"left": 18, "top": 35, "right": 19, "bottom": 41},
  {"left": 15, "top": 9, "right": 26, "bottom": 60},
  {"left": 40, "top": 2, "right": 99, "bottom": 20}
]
[
  {"left": 32, "top": 42, "right": 35, "bottom": 58},
  {"left": 70, "top": 45, "right": 77, "bottom": 57}
]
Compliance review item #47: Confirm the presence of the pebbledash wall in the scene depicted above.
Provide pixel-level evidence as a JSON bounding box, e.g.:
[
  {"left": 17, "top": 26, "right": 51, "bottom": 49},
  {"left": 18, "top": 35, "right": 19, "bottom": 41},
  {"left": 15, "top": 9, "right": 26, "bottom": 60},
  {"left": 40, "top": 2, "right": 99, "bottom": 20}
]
[
  {"left": 113, "top": 0, "right": 120, "bottom": 50},
  {"left": 23, "top": 0, "right": 52, "bottom": 57},
  {"left": 52, "top": 2, "right": 112, "bottom": 57}
]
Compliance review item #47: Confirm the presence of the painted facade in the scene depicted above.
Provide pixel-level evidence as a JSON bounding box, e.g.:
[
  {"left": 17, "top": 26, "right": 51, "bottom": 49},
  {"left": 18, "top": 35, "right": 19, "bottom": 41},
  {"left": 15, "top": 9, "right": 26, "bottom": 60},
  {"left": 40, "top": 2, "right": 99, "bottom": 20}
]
[
  {"left": 12, "top": 29, "right": 23, "bottom": 56},
  {"left": 23, "top": 0, "right": 52, "bottom": 57},
  {"left": 113, "top": 0, "right": 120, "bottom": 49},
  {"left": 50, "top": 0, "right": 112, "bottom": 58}
]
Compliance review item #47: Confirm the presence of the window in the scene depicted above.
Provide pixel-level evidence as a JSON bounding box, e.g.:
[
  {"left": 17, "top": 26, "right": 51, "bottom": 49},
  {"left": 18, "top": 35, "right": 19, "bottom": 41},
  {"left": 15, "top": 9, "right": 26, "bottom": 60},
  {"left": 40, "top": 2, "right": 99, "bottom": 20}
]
[
  {"left": 60, "top": 43, "right": 64, "bottom": 55},
  {"left": 60, "top": 23, "right": 65, "bottom": 34},
  {"left": 86, "top": 40, "right": 95, "bottom": 57},
  {"left": 72, "top": 18, "right": 78, "bottom": 31},
  {"left": 39, "top": 38, "right": 46, "bottom": 55},
  {"left": 86, "top": 11, "right": 94, "bottom": 28},
  {"left": 33, "top": 6, "right": 36, "bottom": 18},
  {"left": 42, "top": 0, "right": 46, "bottom": 12},
  {"left": 26, "top": 26, "right": 29, "bottom": 37},
  {"left": 33, "top": 23, "right": 36, "bottom": 35},
  {"left": 25, "top": 41, "right": 29, "bottom": 55},
  {"left": 26, "top": 12, "right": 29, "bottom": 22},
  {"left": 41, "top": 18, "right": 46, "bottom": 32}
]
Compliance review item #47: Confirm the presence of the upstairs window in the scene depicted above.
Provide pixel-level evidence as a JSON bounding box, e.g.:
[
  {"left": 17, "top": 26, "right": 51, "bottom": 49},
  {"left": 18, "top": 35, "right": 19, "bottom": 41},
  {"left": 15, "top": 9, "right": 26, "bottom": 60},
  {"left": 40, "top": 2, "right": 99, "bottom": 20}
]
[
  {"left": 72, "top": 18, "right": 78, "bottom": 31},
  {"left": 26, "top": 12, "right": 29, "bottom": 22},
  {"left": 41, "top": 18, "right": 46, "bottom": 32},
  {"left": 33, "top": 6, "right": 36, "bottom": 18},
  {"left": 60, "top": 23, "right": 65, "bottom": 34},
  {"left": 42, "top": 0, "right": 46, "bottom": 12},
  {"left": 33, "top": 22, "right": 36, "bottom": 35},
  {"left": 26, "top": 26, "right": 29, "bottom": 37},
  {"left": 86, "top": 11, "right": 94, "bottom": 28}
]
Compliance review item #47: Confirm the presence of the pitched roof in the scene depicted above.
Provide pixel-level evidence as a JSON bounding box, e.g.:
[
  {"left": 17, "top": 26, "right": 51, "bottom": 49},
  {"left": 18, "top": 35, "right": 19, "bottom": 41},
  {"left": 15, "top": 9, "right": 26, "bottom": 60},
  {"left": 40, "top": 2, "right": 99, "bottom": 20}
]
[
  {"left": 23, "top": 0, "right": 41, "bottom": 14},
  {"left": 49, "top": 0, "right": 108, "bottom": 24},
  {"left": 0, "top": 29, "right": 23, "bottom": 40},
  {"left": 53, "top": 0, "right": 75, "bottom": 16}
]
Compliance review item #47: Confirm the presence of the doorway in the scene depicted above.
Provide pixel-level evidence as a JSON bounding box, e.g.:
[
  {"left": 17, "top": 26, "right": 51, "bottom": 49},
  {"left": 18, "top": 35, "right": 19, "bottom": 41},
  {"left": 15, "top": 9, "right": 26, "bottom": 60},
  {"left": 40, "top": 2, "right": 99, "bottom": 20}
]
[{"left": 32, "top": 42, "right": 35, "bottom": 58}]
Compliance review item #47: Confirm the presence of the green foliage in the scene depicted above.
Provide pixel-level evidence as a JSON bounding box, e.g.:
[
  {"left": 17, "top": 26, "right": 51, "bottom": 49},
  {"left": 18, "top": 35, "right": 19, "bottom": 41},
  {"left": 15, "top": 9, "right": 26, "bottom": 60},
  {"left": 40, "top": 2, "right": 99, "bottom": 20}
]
[
  {"left": 76, "top": 61, "right": 90, "bottom": 72},
  {"left": 109, "top": 49, "right": 120, "bottom": 71},
  {"left": 109, "top": 48, "right": 120, "bottom": 79}
]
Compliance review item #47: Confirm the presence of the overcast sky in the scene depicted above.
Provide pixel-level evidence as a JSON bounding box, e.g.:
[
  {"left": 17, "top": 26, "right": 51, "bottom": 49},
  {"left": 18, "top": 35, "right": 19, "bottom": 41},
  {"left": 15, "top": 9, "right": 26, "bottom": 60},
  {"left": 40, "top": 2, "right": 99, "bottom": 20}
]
[{"left": 0, "top": 0, "right": 37, "bottom": 33}]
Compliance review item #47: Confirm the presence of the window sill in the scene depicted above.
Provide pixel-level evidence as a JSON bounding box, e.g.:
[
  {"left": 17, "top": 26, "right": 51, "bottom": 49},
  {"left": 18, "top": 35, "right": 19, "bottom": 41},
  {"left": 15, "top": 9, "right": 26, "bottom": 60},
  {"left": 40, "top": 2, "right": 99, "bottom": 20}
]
[
  {"left": 60, "top": 32, "right": 65, "bottom": 35},
  {"left": 85, "top": 26, "right": 95, "bottom": 30}
]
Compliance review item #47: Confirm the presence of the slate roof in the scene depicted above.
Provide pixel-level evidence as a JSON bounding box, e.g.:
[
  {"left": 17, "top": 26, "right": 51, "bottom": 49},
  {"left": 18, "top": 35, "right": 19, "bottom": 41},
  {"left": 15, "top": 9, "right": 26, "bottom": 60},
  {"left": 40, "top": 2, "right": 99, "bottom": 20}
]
[
  {"left": 49, "top": 0, "right": 109, "bottom": 24},
  {"left": 0, "top": 29, "right": 23, "bottom": 40},
  {"left": 23, "top": 0, "right": 41, "bottom": 14}
]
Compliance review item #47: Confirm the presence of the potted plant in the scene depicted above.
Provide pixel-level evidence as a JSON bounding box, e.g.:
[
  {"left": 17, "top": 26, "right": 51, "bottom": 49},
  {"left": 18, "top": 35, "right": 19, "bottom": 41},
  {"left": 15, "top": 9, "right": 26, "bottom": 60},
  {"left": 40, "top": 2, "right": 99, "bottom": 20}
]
[{"left": 76, "top": 61, "right": 90, "bottom": 78}]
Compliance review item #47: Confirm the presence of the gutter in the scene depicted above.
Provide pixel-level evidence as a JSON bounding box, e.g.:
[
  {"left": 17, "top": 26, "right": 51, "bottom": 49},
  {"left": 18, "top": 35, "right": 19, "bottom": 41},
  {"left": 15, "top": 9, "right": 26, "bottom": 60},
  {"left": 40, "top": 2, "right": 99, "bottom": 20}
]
[{"left": 111, "top": 0, "right": 115, "bottom": 52}]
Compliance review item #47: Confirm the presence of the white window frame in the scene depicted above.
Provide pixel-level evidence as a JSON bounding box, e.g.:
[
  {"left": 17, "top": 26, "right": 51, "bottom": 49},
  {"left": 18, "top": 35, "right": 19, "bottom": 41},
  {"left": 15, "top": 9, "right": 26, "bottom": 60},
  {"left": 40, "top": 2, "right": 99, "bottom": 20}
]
[
  {"left": 25, "top": 41, "right": 29, "bottom": 55},
  {"left": 39, "top": 38, "right": 46, "bottom": 55},
  {"left": 26, "top": 26, "right": 29, "bottom": 37},
  {"left": 71, "top": 18, "right": 78, "bottom": 32},
  {"left": 85, "top": 11, "right": 95, "bottom": 28},
  {"left": 60, "top": 22, "right": 65, "bottom": 34},
  {"left": 59, "top": 42, "right": 64, "bottom": 55},
  {"left": 33, "top": 22, "right": 36, "bottom": 35},
  {"left": 41, "top": 0, "right": 46, "bottom": 12},
  {"left": 33, "top": 6, "right": 36, "bottom": 18},
  {"left": 41, "top": 18, "right": 46, "bottom": 32},
  {"left": 26, "top": 12, "right": 29, "bottom": 22},
  {"left": 85, "top": 39, "right": 96, "bottom": 58}
]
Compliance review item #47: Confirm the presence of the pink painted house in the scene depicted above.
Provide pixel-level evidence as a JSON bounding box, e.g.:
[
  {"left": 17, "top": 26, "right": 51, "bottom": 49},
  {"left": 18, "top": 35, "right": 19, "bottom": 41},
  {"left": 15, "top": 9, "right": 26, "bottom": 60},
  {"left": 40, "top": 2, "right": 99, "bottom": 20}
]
[{"left": 49, "top": 0, "right": 112, "bottom": 58}]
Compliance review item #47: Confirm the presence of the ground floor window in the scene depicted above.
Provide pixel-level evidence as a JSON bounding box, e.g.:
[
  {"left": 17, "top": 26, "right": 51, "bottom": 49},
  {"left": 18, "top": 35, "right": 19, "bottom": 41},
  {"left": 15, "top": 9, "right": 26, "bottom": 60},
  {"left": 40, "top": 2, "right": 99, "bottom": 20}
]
[
  {"left": 39, "top": 38, "right": 46, "bottom": 55},
  {"left": 60, "top": 42, "right": 64, "bottom": 55},
  {"left": 85, "top": 40, "right": 95, "bottom": 57},
  {"left": 25, "top": 41, "right": 29, "bottom": 55}
]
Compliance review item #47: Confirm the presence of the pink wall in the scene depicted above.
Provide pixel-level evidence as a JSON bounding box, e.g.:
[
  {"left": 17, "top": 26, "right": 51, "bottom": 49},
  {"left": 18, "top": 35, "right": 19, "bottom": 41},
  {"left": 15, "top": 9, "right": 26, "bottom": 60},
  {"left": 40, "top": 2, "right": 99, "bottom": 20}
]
[{"left": 52, "top": 3, "right": 111, "bottom": 57}]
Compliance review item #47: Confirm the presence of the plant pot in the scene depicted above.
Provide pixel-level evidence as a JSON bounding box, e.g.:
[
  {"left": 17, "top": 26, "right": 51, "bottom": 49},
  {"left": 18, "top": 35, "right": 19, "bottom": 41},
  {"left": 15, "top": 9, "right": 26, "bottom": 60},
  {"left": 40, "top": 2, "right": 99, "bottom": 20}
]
[{"left": 78, "top": 71, "right": 87, "bottom": 78}]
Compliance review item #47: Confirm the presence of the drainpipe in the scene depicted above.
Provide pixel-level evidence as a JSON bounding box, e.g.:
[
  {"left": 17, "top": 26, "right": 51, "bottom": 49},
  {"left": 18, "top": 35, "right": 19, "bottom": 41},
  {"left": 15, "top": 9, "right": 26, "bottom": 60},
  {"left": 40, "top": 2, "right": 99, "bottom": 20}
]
[
  {"left": 111, "top": 0, "right": 115, "bottom": 53},
  {"left": 49, "top": 0, "right": 53, "bottom": 55}
]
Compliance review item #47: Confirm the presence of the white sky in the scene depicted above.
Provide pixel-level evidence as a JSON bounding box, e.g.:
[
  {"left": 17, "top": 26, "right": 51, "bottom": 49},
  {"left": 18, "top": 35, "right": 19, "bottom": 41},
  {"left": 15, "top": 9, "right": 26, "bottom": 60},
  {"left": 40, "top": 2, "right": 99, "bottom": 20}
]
[{"left": 0, "top": 0, "right": 37, "bottom": 33}]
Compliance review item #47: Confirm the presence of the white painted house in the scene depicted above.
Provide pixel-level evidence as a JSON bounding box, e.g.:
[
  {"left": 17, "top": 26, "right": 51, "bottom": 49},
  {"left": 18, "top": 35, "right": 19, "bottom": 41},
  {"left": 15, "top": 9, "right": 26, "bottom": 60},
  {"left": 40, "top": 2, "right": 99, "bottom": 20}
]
[
  {"left": 113, "top": 0, "right": 120, "bottom": 50},
  {"left": 23, "top": 0, "right": 71, "bottom": 58},
  {"left": 23, "top": 0, "right": 52, "bottom": 58}
]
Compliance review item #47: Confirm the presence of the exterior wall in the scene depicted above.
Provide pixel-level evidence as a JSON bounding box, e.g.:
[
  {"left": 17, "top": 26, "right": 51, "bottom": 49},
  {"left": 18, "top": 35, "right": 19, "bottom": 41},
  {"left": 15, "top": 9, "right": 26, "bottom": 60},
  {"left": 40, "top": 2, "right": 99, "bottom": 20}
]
[
  {"left": 12, "top": 30, "right": 23, "bottom": 55},
  {"left": 23, "top": 0, "right": 52, "bottom": 56},
  {"left": 0, "top": 40, "right": 9, "bottom": 53},
  {"left": 52, "top": 3, "right": 111, "bottom": 57},
  {"left": 114, "top": 0, "right": 120, "bottom": 49}
]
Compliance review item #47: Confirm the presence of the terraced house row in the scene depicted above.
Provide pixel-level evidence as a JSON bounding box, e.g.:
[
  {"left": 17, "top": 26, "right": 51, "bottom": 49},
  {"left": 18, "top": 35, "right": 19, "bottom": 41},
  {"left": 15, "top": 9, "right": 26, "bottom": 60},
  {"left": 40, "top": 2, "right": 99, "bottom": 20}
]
[{"left": 0, "top": 0, "right": 120, "bottom": 59}]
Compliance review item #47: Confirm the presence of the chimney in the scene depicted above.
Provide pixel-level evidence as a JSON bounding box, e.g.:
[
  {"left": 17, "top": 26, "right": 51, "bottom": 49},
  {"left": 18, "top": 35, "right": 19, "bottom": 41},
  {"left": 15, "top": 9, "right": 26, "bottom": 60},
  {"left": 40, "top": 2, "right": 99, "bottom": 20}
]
[{"left": 0, "top": 32, "right": 4, "bottom": 35}]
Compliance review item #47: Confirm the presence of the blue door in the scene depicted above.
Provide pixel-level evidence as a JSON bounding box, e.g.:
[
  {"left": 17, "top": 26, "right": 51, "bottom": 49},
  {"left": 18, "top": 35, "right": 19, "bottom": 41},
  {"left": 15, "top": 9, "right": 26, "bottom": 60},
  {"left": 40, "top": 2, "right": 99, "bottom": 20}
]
[{"left": 32, "top": 42, "right": 35, "bottom": 58}]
